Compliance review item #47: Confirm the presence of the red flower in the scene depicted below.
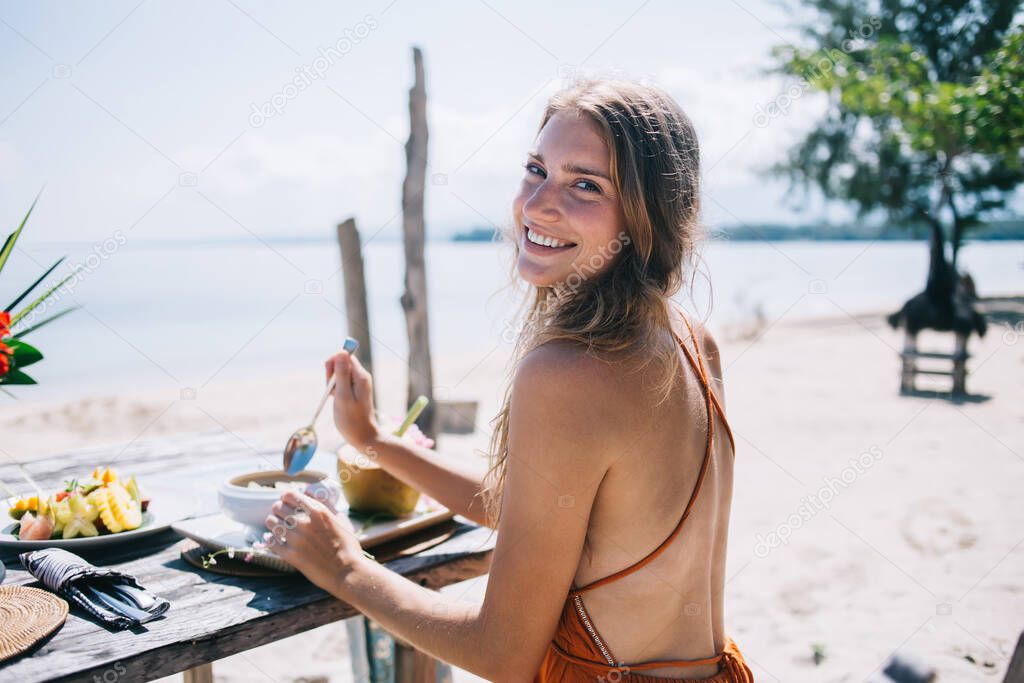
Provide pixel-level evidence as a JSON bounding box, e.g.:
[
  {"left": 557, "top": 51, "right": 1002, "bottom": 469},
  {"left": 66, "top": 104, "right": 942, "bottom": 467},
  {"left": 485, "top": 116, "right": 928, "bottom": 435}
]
[{"left": 0, "top": 312, "right": 10, "bottom": 376}]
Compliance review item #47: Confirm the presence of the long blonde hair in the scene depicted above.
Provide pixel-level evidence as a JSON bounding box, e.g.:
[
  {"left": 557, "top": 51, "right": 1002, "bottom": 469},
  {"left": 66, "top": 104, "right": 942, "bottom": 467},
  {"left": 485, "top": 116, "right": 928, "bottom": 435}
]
[{"left": 479, "top": 78, "right": 707, "bottom": 527}]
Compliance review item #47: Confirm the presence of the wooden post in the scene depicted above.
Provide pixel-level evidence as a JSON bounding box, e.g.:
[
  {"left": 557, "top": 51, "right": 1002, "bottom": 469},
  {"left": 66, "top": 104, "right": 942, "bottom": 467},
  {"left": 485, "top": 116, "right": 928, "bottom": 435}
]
[
  {"left": 395, "top": 641, "right": 443, "bottom": 683},
  {"left": 952, "top": 333, "right": 967, "bottom": 396},
  {"left": 336, "top": 217, "right": 376, "bottom": 405},
  {"left": 183, "top": 664, "right": 213, "bottom": 683},
  {"left": 900, "top": 330, "right": 916, "bottom": 394},
  {"left": 396, "top": 44, "right": 441, "bottom": 682},
  {"left": 1004, "top": 630, "right": 1024, "bottom": 683},
  {"left": 400, "top": 45, "right": 437, "bottom": 438}
]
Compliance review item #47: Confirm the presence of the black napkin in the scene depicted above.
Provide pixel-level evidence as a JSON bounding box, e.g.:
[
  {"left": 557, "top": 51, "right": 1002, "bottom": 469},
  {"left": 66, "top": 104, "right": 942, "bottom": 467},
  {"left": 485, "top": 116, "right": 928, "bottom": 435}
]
[{"left": 19, "top": 547, "right": 169, "bottom": 630}]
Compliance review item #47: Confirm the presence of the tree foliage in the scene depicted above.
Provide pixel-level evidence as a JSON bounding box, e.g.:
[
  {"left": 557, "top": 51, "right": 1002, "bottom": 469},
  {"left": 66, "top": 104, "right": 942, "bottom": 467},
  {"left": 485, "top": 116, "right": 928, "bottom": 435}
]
[{"left": 772, "top": 0, "right": 1023, "bottom": 266}]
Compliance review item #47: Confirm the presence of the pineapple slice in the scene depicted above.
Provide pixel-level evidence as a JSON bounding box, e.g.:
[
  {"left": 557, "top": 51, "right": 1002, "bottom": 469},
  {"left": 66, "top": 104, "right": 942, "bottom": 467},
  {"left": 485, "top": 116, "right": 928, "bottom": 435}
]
[{"left": 88, "top": 483, "right": 142, "bottom": 533}]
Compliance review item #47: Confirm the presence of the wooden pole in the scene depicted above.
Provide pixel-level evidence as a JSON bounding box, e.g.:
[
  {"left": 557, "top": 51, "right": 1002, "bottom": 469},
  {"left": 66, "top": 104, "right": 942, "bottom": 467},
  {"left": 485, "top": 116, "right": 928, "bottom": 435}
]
[
  {"left": 400, "top": 45, "right": 436, "bottom": 438},
  {"left": 336, "top": 217, "right": 376, "bottom": 406}
]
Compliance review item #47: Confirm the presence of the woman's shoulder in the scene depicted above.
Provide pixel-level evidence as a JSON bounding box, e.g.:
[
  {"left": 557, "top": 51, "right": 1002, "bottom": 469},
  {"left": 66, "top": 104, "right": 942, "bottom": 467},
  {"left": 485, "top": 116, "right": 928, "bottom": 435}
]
[
  {"left": 511, "top": 341, "right": 639, "bottom": 444},
  {"left": 515, "top": 340, "right": 633, "bottom": 394},
  {"left": 696, "top": 322, "right": 724, "bottom": 377},
  {"left": 673, "top": 310, "right": 725, "bottom": 384}
]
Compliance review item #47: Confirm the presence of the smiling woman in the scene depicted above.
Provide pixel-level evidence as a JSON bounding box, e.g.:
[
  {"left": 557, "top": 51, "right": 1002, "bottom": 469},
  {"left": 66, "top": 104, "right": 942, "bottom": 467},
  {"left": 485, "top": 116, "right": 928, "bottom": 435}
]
[{"left": 264, "top": 78, "right": 754, "bottom": 682}]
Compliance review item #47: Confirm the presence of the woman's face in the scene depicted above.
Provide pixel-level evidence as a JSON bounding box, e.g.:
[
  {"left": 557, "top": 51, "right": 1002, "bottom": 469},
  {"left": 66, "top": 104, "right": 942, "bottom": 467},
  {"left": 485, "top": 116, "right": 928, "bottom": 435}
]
[{"left": 512, "top": 110, "right": 629, "bottom": 289}]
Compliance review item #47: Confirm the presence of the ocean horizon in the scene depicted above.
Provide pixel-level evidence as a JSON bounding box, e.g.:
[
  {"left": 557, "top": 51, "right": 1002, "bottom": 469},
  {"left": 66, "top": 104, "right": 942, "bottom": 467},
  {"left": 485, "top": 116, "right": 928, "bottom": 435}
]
[{"left": 4, "top": 239, "right": 1021, "bottom": 404}]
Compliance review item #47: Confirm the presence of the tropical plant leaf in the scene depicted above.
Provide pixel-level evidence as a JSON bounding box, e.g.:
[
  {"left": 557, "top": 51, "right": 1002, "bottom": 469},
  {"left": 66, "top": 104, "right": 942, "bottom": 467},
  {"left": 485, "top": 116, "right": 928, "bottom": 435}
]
[
  {"left": 0, "top": 369, "right": 37, "bottom": 385},
  {"left": 0, "top": 192, "right": 41, "bottom": 278},
  {"left": 4, "top": 256, "right": 65, "bottom": 313},
  {"left": 10, "top": 305, "right": 80, "bottom": 339},
  {"left": 6, "top": 339, "right": 43, "bottom": 367},
  {"left": 8, "top": 266, "right": 82, "bottom": 328}
]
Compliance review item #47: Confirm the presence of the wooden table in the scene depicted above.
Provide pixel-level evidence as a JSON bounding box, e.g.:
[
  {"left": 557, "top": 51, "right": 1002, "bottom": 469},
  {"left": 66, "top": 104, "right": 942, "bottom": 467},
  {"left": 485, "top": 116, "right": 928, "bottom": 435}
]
[{"left": 0, "top": 430, "right": 495, "bottom": 683}]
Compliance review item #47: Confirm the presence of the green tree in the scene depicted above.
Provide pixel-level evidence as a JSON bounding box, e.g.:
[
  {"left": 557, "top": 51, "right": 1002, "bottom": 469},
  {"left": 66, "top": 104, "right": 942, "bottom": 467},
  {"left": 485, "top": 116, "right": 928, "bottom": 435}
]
[{"left": 771, "top": 0, "right": 1023, "bottom": 270}]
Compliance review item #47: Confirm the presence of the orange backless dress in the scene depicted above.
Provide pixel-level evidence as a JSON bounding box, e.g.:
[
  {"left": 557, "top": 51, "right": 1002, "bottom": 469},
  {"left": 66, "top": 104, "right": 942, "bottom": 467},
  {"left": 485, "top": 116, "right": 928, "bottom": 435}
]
[{"left": 534, "top": 309, "right": 754, "bottom": 682}]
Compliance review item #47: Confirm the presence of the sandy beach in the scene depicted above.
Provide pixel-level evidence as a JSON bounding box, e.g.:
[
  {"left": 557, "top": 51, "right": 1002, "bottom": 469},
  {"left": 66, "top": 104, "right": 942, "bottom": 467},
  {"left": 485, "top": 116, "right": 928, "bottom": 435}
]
[{"left": 4, "top": 300, "right": 1022, "bottom": 682}]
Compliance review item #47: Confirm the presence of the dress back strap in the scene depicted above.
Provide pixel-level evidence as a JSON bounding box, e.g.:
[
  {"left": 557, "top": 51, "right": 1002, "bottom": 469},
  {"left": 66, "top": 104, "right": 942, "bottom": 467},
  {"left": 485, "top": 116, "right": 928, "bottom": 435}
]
[
  {"left": 571, "top": 308, "right": 718, "bottom": 596},
  {"left": 672, "top": 306, "right": 736, "bottom": 454}
]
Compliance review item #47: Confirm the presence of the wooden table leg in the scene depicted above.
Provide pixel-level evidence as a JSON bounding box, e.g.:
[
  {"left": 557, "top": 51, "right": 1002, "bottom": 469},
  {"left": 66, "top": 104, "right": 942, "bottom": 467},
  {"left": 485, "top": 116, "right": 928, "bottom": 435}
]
[
  {"left": 183, "top": 663, "right": 213, "bottom": 683},
  {"left": 395, "top": 640, "right": 447, "bottom": 683}
]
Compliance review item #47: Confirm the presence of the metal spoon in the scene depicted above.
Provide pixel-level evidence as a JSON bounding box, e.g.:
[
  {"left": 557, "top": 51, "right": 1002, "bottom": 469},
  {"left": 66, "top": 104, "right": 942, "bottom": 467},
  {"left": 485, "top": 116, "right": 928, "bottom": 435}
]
[
  {"left": 81, "top": 583, "right": 162, "bottom": 624},
  {"left": 283, "top": 337, "right": 359, "bottom": 475}
]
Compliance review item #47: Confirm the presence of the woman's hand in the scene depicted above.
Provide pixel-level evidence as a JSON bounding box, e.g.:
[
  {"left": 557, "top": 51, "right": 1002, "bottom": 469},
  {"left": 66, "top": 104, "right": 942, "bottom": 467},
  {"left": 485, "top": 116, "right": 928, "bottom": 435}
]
[
  {"left": 264, "top": 489, "right": 370, "bottom": 594},
  {"left": 325, "top": 348, "right": 380, "bottom": 451}
]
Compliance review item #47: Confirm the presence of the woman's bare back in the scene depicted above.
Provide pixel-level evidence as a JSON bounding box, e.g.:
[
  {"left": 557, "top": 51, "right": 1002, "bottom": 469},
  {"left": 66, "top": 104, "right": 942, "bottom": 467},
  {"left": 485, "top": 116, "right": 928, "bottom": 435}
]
[{"left": 569, "top": 308, "right": 735, "bottom": 679}]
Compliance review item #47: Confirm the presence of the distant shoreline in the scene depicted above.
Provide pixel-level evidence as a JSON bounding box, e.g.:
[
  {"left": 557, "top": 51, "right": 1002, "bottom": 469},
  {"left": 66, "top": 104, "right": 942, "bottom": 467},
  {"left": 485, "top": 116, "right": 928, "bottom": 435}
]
[
  {"left": 452, "top": 221, "right": 1024, "bottom": 242},
  {"left": 16, "top": 232, "right": 1024, "bottom": 250}
]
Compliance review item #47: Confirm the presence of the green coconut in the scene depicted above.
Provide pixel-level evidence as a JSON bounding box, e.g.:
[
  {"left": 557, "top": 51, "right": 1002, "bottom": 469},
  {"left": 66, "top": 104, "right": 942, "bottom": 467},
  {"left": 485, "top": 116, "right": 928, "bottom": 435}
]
[{"left": 337, "top": 458, "right": 420, "bottom": 516}]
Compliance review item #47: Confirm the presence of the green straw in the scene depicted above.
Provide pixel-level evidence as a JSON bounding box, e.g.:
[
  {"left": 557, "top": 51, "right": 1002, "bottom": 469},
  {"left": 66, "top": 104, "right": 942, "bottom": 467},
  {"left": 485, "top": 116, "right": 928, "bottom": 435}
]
[
  {"left": 18, "top": 465, "right": 44, "bottom": 498},
  {"left": 394, "top": 395, "right": 429, "bottom": 437},
  {"left": 0, "top": 477, "right": 19, "bottom": 499}
]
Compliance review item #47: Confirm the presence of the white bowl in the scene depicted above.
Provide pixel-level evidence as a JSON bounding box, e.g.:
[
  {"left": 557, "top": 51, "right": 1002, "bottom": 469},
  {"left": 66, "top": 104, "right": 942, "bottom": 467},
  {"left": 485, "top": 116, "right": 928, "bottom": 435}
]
[{"left": 217, "top": 470, "right": 328, "bottom": 539}]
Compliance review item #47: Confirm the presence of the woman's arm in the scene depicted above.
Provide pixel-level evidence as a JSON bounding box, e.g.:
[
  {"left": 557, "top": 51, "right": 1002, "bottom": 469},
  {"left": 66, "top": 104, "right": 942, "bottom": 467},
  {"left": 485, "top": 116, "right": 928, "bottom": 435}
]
[
  {"left": 327, "top": 351, "right": 489, "bottom": 526},
  {"left": 276, "top": 344, "right": 621, "bottom": 681}
]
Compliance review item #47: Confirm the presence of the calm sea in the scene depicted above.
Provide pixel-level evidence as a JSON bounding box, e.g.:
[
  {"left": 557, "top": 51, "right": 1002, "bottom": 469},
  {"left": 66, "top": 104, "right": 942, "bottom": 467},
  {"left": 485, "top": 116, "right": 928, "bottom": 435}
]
[{"left": 4, "top": 239, "right": 1021, "bottom": 403}]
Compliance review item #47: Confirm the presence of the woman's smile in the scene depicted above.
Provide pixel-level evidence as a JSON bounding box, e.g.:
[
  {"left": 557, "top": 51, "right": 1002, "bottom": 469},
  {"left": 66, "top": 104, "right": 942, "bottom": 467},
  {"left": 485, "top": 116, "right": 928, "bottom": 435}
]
[{"left": 522, "top": 222, "right": 578, "bottom": 256}]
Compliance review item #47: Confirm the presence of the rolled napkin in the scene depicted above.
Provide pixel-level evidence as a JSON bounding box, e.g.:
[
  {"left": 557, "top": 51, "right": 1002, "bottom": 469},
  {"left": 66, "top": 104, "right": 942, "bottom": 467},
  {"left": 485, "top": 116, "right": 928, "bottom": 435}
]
[{"left": 19, "top": 547, "right": 169, "bottom": 630}]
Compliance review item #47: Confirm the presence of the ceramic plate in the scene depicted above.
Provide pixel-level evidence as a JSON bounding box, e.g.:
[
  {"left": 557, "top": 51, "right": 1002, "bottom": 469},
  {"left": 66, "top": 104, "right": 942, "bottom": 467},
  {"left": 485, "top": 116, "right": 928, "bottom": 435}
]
[
  {"left": 0, "top": 491, "right": 194, "bottom": 550},
  {"left": 0, "top": 510, "right": 167, "bottom": 550},
  {"left": 172, "top": 502, "right": 456, "bottom": 573}
]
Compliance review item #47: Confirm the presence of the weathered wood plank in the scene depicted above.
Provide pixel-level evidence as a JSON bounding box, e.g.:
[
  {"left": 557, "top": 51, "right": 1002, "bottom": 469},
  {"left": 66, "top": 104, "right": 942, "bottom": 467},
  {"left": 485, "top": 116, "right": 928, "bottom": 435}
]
[
  {"left": 336, "top": 217, "right": 376, "bottom": 404},
  {"left": 0, "top": 431, "right": 495, "bottom": 683},
  {"left": 900, "top": 350, "right": 969, "bottom": 360},
  {"left": 1, "top": 523, "right": 492, "bottom": 682},
  {"left": 0, "top": 430, "right": 277, "bottom": 493},
  {"left": 400, "top": 45, "right": 437, "bottom": 439}
]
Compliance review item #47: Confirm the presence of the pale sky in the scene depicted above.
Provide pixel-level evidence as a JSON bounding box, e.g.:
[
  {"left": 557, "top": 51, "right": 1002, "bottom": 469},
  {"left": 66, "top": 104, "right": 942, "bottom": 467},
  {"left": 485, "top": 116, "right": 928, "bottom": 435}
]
[{"left": 2, "top": 0, "right": 848, "bottom": 246}]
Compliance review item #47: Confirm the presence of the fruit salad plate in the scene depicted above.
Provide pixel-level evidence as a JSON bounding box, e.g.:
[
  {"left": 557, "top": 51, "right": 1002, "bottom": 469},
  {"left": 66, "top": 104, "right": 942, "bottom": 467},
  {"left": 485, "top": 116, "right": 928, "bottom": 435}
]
[
  {"left": 0, "top": 467, "right": 188, "bottom": 551},
  {"left": 0, "top": 505, "right": 165, "bottom": 550}
]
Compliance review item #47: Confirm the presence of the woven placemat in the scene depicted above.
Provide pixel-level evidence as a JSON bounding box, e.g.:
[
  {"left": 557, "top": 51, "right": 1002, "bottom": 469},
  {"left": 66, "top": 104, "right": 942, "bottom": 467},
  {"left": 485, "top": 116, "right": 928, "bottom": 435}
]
[
  {"left": 179, "top": 540, "right": 287, "bottom": 578},
  {"left": 0, "top": 585, "right": 69, "bottom": 663}
]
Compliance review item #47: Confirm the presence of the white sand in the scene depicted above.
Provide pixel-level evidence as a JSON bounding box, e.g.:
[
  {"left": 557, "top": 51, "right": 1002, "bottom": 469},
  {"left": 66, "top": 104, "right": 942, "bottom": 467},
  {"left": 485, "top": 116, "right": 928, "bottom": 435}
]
[{"left": 4, "top": 306, "right": 1022, "bottom": 682}]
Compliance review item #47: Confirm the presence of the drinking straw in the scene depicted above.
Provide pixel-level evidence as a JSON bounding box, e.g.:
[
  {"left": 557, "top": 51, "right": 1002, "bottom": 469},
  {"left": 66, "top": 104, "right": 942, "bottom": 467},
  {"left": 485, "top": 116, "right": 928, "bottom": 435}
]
[
  {"left": 16, "top": 465, "right": 44, "bottom": 498},
  {"left": 394, "top": 395, "right": 429, "bottom": 437},
  {"left": 0, "top": 477, "right": 19, "bottom": 499}
]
